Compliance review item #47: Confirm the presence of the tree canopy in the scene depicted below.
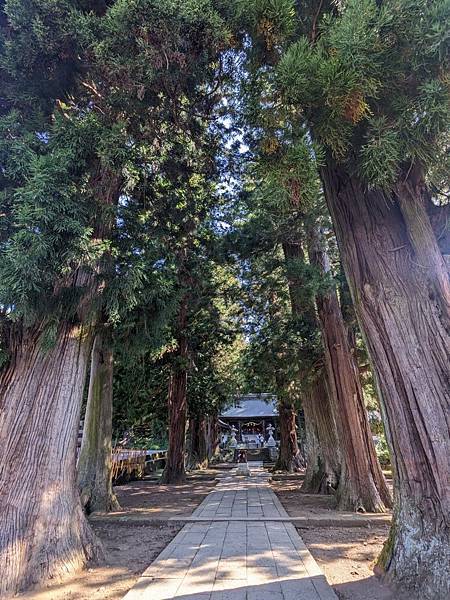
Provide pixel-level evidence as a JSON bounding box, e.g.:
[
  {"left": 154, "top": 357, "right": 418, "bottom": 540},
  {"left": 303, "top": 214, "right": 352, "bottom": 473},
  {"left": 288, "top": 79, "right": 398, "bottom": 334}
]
[{"left": 0, "top": 0, "right": 449, "bottom": 598}]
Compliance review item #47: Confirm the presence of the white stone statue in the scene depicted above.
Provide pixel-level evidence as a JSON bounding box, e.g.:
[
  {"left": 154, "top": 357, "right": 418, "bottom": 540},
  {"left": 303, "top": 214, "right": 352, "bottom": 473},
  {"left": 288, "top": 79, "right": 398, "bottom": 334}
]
[
  {"left": 266, "top": 423, "right": 276, "bottom": 447},
  {"left": 229, "top": 425, "right": 238, "bottom": 448},
  {"left": 236, "top": 462, "right": 251, "bottom": 476},
  {"left": 236, "top": 449, "right": 250, "bottom": 476}
]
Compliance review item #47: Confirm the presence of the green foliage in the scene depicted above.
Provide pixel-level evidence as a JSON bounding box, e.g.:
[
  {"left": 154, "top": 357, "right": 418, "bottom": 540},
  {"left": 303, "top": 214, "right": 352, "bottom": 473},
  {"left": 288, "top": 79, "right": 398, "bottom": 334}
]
[
  {"left": 360, "top": 117, "right": 401, "bottom": 189},
  {"left": 226, "top": 166, "right": 327, "bottom": 405},
  {"left": 112, "top": 257, "right": 243, "bottom": 437},
  {"left": 375, "top": 435, "right": 391, "bottom": 468},
  {"left": 3, "top": 0, "right": 448, "bottom": 459},
  {"left": 246, "top": 0, "right": 450, "bottom": 185},
  {"left": 92, "top": 0, "right": 228, "bottom": 120},
  {"left": 0, "top": 0, "right": 229, "bottom": 344},
  {"left": 113, "top": 351, "right": 171, "bottom": 443},
  {"left": 0, "top": 115, "right": 98, "bottom": 322},
  {"left": 234, "top": 0, "right": 296, "bottom": 45},
  {"left": 0, "top": 0, "right": 89, "bottom": 124}
]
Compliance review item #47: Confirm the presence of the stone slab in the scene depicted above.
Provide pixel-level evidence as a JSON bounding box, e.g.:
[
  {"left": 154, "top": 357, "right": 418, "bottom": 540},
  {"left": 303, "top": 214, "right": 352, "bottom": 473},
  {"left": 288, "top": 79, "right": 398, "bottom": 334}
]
[{"left": 122, "top": 467, "right": 338, "bottom": 600}]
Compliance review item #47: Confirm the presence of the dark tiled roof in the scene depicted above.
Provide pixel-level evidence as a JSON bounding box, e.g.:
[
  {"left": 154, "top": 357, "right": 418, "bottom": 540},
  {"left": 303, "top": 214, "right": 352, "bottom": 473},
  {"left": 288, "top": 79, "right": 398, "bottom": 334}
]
[{"left": 220, "top": 394, "right": 278, "bottom": 418}]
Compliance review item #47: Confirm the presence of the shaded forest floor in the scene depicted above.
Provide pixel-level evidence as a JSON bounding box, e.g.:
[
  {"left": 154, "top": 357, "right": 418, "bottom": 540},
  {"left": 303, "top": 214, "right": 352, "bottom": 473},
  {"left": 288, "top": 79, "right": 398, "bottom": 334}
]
[
  {"left": 111, "top": 473, "right": 218, "bottom": 519},
  {"left": 17, "top": 521, "right": 183, "bottom": 600},
  {"left": 16, "top": 468, "right": 421, "bottom": 600},
  {"left": 271, "top": 476, "right": 419, "bottom": 600},
  {"left": 16, "top": 474, "right": 219, "bottom": 600}
]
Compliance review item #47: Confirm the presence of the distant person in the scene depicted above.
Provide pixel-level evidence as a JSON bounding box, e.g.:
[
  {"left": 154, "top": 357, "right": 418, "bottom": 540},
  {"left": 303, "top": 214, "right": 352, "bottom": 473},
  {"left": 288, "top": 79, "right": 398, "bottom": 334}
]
[{"left": 237, "top": 449, "right": 247, "bottom": 463}]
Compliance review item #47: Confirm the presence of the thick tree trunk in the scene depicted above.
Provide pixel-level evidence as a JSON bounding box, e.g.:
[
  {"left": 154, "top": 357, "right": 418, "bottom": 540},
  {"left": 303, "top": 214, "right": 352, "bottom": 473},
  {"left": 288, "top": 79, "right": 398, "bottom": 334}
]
[
  {"left": 301, "top": 374, "right": 341, "bottom": 494},
  {"left": 396, "top": 166, "right": 450, "bottom": 329},
  {"left": 338, "top": 268, "right": 359, "bottom": 353},
  {"left": 282, "top": 239, "right": 339, "bottom": 488},
  {"left": 77, "top": 332, "right": 119, "bottom": 513},
  {"left": 160, "top": 295, "right": 189, "bottom": 486},
  {"left": 321, "top": 159, "right": 450, "bottom": 598},
  {"left": 275, "top": 399, "right": 305, "bottom": 472},
  {"left": 0, "top": 325, "right": 101, "bottom": 597},
  {"left": 308, "top": 226, "right": 391, "bottom": 512},
  {"left": 160, "top": 364, "right": 188, "bottom": 484},
  {"left": 186, "top": 416, "right": 208, "bottom": 470},
  {"left": 206, "top": 414, "right": 219, "bottom": 461},
  {"left": 282, "top": 233, "right": 388, "bottom": 507}
]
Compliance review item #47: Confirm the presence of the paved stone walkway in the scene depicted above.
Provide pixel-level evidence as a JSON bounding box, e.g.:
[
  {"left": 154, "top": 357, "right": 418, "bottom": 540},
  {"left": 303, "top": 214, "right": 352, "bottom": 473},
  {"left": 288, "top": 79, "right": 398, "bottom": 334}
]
[{"left": 123, "top": 466, "right": 337, "bottom": 600}]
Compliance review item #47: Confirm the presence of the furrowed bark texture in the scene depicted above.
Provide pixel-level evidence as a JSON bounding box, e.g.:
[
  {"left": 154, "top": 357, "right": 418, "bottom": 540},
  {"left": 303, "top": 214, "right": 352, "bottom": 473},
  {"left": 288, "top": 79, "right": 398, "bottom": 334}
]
[
  {"left": 322, "top": 159, "right": 450, "bottom": 599},
  {"left": 187, "top": 416, "right": 208, "bottom": 470},
  {"left": 283, "top": 233, "right": 386, "bottom": 505},
  {"left": 160, "top": 362, "right": 188, "bottom": 484},
  {"left": 161, "top": 296, "right": 189, "bottom": 484},
  {"left": 308, "top": 226, "right": 391, "bottom": 512},
  {"left": 396, "top": 167, "right": 450, "bottom": 328},
  {"left": 77, "top": 332, "right": 119, "bottom": 513},
  {"left": 301, "top": 374, "right": 341, "bottom": 494},
  {"left": 275, "top": 399, "right": 305, "bottom": 472},
  {"left": 338, "top": 270, "right": 359, "bottom": 354},
  {"left": 206, "top": 415, "right": 219, "bottom": 461},
  {"left": 0, "top": 326, "right": 101, "bottom": 597},
  {"left": 282, "top": 239, "right": 339, "bottom": 488}
]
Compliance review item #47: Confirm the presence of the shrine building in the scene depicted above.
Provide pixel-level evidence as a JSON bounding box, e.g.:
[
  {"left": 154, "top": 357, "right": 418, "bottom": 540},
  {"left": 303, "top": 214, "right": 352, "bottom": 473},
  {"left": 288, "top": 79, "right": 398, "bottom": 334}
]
[{"left": 219, "top": 393, "right": 279, "bottom": 447}]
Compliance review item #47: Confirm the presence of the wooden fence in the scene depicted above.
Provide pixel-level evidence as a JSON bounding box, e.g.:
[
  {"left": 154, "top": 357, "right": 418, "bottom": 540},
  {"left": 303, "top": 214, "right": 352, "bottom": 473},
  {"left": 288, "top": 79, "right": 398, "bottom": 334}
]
[{"left": 111, "top": 448, "right": 168, "bottom": 482}]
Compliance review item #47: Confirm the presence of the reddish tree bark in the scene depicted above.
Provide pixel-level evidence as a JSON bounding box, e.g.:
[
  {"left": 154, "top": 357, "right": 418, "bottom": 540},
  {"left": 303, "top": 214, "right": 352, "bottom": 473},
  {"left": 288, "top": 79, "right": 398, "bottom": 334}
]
[
  {"left": 0, "top": 325, "right": 101, "bottom": 597},
  {"left": 321, "top": 158, "right": 450, "bottom": 598},
  {"left": 275, "top": 399, "right": 305, "bottom": 472},
  {"left": 160, "top": 361, "right": 188, "bottom": 484},
  {"left": 301, "top": 373, "right": 341, "bottom": 494},
  {"left": 282, "top": 234, "right": 388, "bottom": 508},
  {"left": 160, "top": 296, "right": 189, "bottom": 484},
  {"left": 187, "top": 416, "right": 208, "bottom": 470},
  {"left": 308, "top": 225, "right": 392, "bottom": 512},
  {"left": 396, "top": 166, "right": 450, "bottom": 327},
  {"left": 282, "top": 239, "right": 339, "bottom": 487},
  {"left": 206, "top": 414, "right": 219, "bottom": 461},
  {"left": 77, "top": 331, "right": 119, "bottom": 513}
]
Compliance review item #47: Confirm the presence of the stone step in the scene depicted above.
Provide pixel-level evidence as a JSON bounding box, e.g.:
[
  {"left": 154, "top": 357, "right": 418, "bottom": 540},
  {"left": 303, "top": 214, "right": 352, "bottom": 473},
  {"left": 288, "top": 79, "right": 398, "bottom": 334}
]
[
  {"left": 122, "top": 475, "right": 339, "bottom": 600},
  {"left": 238, "top": 448, "right": 271, "bottom": 462}
]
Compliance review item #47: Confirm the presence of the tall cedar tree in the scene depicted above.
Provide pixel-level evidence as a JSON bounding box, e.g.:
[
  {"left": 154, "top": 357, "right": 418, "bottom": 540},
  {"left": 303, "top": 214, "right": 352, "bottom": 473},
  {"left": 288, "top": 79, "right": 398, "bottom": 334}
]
[
  {"left": 235, "top": 0, "right": 450, "bottom": 596},
  {"left": 77, "top": 329, "right": 120, "bottom": 513},
  {"left": 0, "top": 0, "right": 228, "bottom": 594},
  {"left": 161, "top": 236, "right": 241, "bottom": 482},
  {"left": 185, "top": 264, "right": 242, "bottom": 470},
  {"left": 234, "top": 61, "right": 389, "bottom": 507},
  {"left": 233, "top": 205, "right": 313, "bottom": 472}
]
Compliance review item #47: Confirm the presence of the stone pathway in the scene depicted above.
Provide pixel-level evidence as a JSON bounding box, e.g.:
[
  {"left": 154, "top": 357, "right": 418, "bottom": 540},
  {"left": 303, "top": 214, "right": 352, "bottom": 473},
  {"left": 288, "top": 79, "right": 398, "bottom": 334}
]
[
  {"left": 122, "top": 465, "right": 337, "bottom": 600},
  {"left": 190, "top": 466, "right": 287, "bottom": 520}
]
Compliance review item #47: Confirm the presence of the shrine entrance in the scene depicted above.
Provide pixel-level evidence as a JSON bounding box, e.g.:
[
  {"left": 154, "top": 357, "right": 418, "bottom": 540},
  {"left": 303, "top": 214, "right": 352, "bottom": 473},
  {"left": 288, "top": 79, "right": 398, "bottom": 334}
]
[{"left": 219, "top": 394, "right": 279, "bottom": 448}]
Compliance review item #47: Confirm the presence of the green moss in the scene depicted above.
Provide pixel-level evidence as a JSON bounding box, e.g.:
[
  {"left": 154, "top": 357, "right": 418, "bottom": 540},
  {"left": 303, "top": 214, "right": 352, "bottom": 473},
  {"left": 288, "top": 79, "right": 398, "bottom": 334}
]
[{"left": 376, "top": 520, "right": 396, "bottom": 572}]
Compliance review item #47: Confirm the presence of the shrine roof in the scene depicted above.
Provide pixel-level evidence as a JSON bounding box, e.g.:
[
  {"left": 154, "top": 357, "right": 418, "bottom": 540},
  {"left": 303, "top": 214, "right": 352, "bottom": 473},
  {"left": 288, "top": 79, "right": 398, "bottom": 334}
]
[{"left": 220, "top": 394, "right": 278, "bottom": 419}]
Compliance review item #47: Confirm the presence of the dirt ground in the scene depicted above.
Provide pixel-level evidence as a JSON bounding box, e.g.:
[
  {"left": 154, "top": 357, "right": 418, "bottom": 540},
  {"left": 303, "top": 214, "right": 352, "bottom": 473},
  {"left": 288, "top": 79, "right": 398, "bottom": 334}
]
[
  {"left": 112, "top": 475, "right": 218, "bottom": 519},
  {"left": 16, "top": 521, "right": 182, "bottom": 600},
  {"left": 272, "top": 477, "right": 419, "bottom": 600},
  {"left": 271, "top": 473, "right": 394, "bottom": 520},
  {"left": 16, "top": 476, "right": 217, "bottom": 600},
  {"left": 15, "top": 469, "right": 420, "bottom": 600},
  {"left": 271, "top": 476, "right": 339, "bottom": 515}
]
